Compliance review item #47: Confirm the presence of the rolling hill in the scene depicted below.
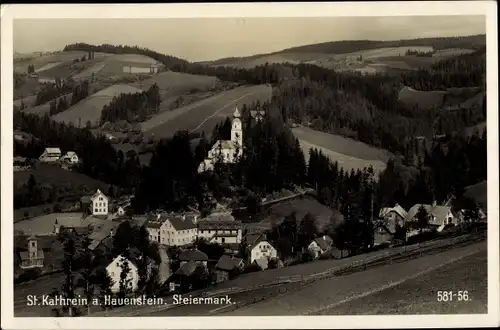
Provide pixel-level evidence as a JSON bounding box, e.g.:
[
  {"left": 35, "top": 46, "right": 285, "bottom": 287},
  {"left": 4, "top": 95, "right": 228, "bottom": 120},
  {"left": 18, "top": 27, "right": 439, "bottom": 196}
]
[
  {"left": 201, "top": 35, "right": 486, "bottom": 73},
  {"left": 51, "top": 84, "right": 143, "bottom": 126}
]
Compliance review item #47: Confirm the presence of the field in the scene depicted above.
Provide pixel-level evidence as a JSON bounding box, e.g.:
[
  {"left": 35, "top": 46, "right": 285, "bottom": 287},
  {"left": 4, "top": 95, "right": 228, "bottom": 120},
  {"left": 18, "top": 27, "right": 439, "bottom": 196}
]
[
  {"left": 324, "top": 250, "right": 487, "bottom": 314},
  {"left": 222, "top": 241, "right": 486, "bottom": 315},
  {"left": 205, "top": 46, "right": 473, "bottom": 74},
  {"left": 51, "top": 84, "right": 143, "bottom": 126},
  {"left": 21, "top": 93, "right": 73, "bottom": 116},
  {"left": 142, "top": 84, "right": 273, "bottom": 139},
  {"left": 242, "top": 196, "right": 340, "bottom": 233},
  {"left": 398, "top": 86, "right": 448, "bottom": 109},
  {"left": 14, "top": 163, "right": 109, "bottom": 191},
  {"left": 292, "top": 126, "right": 393, "bottom": 174},
  {"left": 13, "top": 51, "right": 112, "bottom": 73}
]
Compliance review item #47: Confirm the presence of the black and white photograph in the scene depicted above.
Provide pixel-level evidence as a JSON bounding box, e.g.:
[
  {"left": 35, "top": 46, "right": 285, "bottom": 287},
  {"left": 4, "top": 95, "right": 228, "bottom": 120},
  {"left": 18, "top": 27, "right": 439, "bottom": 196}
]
[{"left": 1, "top": 2, "right": 498, "bottom": 329}]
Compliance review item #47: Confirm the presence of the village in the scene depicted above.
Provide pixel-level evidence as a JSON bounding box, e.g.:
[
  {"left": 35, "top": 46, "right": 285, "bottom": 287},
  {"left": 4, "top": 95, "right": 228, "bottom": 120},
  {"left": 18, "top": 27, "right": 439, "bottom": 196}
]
[{"left": 13, "top": 105, "right": 488, "bottom": 316}]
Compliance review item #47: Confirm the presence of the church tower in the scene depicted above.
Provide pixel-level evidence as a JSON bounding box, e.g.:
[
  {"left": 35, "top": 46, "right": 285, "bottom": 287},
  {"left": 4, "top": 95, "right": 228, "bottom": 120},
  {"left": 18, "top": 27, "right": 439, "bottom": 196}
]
[{"left": 231, "top": 106, "right": 243, "bottom": 153}]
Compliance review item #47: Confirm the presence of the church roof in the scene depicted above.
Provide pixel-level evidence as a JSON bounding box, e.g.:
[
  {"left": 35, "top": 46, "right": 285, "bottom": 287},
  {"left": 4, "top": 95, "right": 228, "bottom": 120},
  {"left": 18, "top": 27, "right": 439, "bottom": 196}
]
[{"left": 233, "top": 107, "right": 241, "bottom": 118}]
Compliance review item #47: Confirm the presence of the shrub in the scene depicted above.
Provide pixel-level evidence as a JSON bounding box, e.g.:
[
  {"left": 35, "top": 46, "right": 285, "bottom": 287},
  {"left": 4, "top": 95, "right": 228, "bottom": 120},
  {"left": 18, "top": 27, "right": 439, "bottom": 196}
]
[{"left": 16, "top": 268, "right": 42, "bottom": 283}]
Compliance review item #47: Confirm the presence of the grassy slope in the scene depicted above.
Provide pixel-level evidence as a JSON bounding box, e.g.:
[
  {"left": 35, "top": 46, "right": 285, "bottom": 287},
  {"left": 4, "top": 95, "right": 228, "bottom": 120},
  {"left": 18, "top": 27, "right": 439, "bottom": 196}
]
[
  {"left": 292, "top": 126, "right": 393, "bottom": 173},
  {"left": 142, "top": 84, "right": 272, "bottom": 139},
  {"left": 323, "top": 250, "right": 487, "bottom": 314},
  {"left": 50, "top": 84, "right": 143, "bottom": 126},
  {"left": 223, "top": 242, "right": 485, "bottom": 315}
]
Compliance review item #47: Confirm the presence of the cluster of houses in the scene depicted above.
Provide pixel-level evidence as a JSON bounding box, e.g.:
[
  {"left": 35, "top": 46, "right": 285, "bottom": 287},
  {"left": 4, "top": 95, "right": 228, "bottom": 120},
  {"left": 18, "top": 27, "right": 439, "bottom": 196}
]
[
  {"left": 16, "top": 180, "right": 487, "bottom": 294},
  {"left": 374, "top": 201, "right": 487, "bottom": 246},
  {"left": 13, "top": 148, "right": 81, "bottom": 171}
]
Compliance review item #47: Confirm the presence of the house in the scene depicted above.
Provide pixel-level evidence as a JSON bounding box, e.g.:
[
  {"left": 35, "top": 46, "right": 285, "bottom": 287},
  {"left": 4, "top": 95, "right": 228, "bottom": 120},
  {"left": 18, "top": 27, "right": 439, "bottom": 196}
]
[
  {"left": 60, "top": 151, "right": 79, "bottom": 164},
  {"left": 179, "top": 249, "right": 208, "bottom": 267},
  {"left": 214, "top": 255, "right": 244, "bottom": 283},
  {"left": 198, "top": 107, "right": 243, "bottom": 173},
  {"left": 406, "top": 202, "right": 457, "bottom": 230},
  {"left": 373, "top": 224, "right": 395, "bottom": 246},
  {"left": 150, "top": 63, "right": 163, "bottom": 74},
  {"left": 308, "top": 235, "right": 334, "bottom": 259},
  {"left": 378, "top": 203, "right": 407, "bottom": 233},
  {"left": 116, "top": 206, "right": 126, "bottom": 217},
  {"left": 80, "top": 189, "right": 109, "bottom": 216},
  {"left": 197, "top": 214, "right": 242, "bottom": 245},
  {"left": 18, "top": 235, "right": 44, "bottom": 269},
  {"left": 250, "top": 238, "right": 278, "bottom": 270},
  {"left": 106, "top": 255, "right": 139, "bottom": 293},
  {"left": 39, "top": 147, "right": 61, "bottom": 163},
  {"left": 145, "top": 213, "right": 198, "bottom": 246}
]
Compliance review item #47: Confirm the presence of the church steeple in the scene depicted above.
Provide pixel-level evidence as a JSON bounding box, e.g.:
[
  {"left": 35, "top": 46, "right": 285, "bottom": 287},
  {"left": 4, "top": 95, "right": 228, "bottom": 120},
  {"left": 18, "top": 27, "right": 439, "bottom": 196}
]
[
  {"left": 233, "top": 106, "right": 241, "bottom": 118},
  {"left": 231, "top": 106, "right": 243, "bottom": 154}
]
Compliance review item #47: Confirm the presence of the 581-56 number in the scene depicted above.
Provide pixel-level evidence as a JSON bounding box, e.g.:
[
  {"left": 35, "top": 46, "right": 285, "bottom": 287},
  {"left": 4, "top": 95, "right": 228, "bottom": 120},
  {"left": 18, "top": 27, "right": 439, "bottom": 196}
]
[{"left": 437, "top": 291, "right": 470, "bottom": 302}]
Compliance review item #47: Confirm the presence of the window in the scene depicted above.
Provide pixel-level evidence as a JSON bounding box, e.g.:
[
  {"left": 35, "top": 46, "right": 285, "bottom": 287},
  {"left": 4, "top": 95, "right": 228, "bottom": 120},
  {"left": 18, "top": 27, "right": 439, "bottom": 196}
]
[
  {"left": 94, "top": 209, "right": 98, "bottom": 213},
  {"left": 31, "top": 242, "right": 36, "bottom": 248},
  {"left": 99, "top": 197, "right": 103, "bottom": 201},
  {"left": 221, "top": 237, "right": 225, "bottom": 243},
  {"left": 111, "top": 272, "right": 114, "bottom": 277}
]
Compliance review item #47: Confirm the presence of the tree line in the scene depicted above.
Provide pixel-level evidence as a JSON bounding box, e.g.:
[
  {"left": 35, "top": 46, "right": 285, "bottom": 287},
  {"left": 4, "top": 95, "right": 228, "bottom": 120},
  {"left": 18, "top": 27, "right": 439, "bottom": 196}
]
[{"left": 100, "top": 83, "right": 161, "bottom": 124}]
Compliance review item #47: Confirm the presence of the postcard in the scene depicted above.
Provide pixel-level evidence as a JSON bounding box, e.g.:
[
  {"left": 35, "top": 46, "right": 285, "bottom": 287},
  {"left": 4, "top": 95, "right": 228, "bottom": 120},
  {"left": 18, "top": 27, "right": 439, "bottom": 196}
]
[{"left": 1, "top": 2, "right": 498, "bottom": 329}]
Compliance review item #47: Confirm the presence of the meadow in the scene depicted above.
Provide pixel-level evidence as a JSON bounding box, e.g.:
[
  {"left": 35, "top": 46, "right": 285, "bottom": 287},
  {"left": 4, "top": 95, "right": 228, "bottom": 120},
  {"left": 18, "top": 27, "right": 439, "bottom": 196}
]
[
  {"left": 51, "top": 84, "right": 143, "bottom": 126},
  {"left": 142, "top": 84, "right": 272, "bottom": 139},
  {"left": 398, "top": 86, "right": 448, "bottom": 109},
  {"left": 292, "top": 126, "right": 393, "bottom": 174}
]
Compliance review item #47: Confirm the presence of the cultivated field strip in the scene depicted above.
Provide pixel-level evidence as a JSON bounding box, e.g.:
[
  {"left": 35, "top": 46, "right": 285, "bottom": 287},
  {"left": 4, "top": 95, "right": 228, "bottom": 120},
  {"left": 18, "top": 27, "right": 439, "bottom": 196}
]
[{"left": 143, "top": 84, "right": 272, "bottom": 139}]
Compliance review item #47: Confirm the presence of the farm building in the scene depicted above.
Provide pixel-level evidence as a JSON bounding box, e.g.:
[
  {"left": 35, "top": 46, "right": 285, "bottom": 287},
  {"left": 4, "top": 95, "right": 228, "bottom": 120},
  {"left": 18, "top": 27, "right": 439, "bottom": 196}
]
[
  {"left": 308, "top": 235, "right": 334, "bottom": 259},
  {"left": 13, "top": 156, "right": 29, "bottom": 171},
  {"left": 39, "top": 147, "right": 61, "bottom": 163},
  {"left": 179, "top": 249, "right": 208, "bottom": 268},
  {"left": 198, "top": 107, "right": 243, "bottom": 173},
  {"left": 60, "top": 151, "right": 79, "bottom": 164},
  {"left": 80, "top": 189, "right": 109, "bottom": 216},
  {"left": 122, "top": 63, "right": 165, "bottom": 75}
]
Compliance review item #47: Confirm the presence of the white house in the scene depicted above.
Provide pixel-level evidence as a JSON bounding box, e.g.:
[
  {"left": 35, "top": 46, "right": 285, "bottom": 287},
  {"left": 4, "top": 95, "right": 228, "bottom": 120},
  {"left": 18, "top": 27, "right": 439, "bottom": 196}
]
[
  {"left": 250, "top": 239, "right": 278, "bottom": 270},
  {"left": 81, "top": 189, "right": 109, "bottom": 216},
  {"left": 146, "top": 213, "right": 197, "bottom": 246},
  {"left": 106, "top": 255, "right": 139, "bottom": 293},
  {"left": 406, "top": 203, "right": 457, "bottom": 229},
  {"left": 308, "top": 235, "right": 334, "bottom": 259},
  {"left": 198, "top": 107, "right": 243, "bottom": 173},
  {"left": 60, "top": 151, "right": 79, "bottom": 164},
  {"left": 378, "top": 203, "right": 407, "bottom": 233},
  {"left": 39, "top": 147, "right": 61, "bottom": 163}
]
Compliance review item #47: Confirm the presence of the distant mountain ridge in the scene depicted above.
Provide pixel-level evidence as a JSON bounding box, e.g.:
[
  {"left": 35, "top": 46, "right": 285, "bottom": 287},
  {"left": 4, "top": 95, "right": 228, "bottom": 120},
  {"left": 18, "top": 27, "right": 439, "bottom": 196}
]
[{"left": 200, "top": 34, "right": 486, "bottom": 65}]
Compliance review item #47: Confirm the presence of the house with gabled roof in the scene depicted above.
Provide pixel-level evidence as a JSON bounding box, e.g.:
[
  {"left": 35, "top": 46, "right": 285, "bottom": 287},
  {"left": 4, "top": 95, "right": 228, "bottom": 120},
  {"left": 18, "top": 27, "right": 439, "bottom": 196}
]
[
  {"left": 406, "top": 202, "right": 457, "bottom": 231},
  {"left": 308, "top": 235, "right": 334, "bottom": 259},
  {"left": 60, "top": 151, "right": 79, "bottom": 164},
  {"left": 378, "top": 203, "right": 407, "bottom": 233},
  {"left": 145, "top": 213, "right": 197, "bottom": 246},
  {"left": 249, "top": 236, "right": 277, "bottom": 270},
  {"left": 39, "top": 147, "right": 61, "bottom": 163},
  {"left": 214, "top": 255, "right": 245, "bottom": 283},
  {"left": 80, "top": 189, "right": 109, "bottom": 216},
  {"left": 106, "top": 254, "right": 139, "bottom": 293}
]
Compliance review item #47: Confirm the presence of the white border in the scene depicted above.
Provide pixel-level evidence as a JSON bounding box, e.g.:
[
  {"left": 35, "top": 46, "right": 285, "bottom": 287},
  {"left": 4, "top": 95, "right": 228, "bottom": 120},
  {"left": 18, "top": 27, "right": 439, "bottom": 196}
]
[{"left": 1, "top": 2, "right": 498, "bottom": 329}]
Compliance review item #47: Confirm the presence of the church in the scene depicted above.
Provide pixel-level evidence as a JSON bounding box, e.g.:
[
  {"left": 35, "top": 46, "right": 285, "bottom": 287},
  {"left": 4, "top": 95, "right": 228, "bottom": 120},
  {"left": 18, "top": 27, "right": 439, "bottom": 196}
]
[{"left": 198, "top": 107, "right": 243, "bottom": 173}]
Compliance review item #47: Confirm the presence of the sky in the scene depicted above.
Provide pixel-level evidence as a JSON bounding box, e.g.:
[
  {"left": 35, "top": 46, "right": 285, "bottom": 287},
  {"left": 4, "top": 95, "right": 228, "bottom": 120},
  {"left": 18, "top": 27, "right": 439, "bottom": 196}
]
[{"left": 13, "top": 16, "right": 486, "bottom": 62}]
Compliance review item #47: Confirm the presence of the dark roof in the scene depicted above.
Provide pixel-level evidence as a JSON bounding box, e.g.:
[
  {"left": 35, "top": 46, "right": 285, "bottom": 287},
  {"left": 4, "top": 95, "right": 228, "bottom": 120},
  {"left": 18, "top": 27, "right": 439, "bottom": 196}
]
[
  {"left": 213, "top": 232, "right": 239, "bottom": 238},
  {"left": 198, "top": 220, "right": 242, "bottom": 231},
  {"left": 215, "top": 255, "right": 243, "bottom": 271},
  {"left": 169, "top": 216, "right": 196, "bottom": 231},
  {"left": 174, "top": 261, "right": 199, "bottom": 276},
  {"left": 313, "top": 235, "right": 333, "bottom": 251},
  {"left": 179, "top": 249, "right": 208, "bottom": 262}
]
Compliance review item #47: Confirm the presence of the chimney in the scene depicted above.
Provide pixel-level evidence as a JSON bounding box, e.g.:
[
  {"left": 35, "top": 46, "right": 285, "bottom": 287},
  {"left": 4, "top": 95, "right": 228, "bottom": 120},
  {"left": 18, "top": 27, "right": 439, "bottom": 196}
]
[
  {"left": 432, "top": 200, "right": 437, "bottom": 207},
  {"left": 323, "top": 235, "right": 327, "bottom": 241},
  {"left": 157, "top": 213, "right": 161, "bottom": 220}
]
